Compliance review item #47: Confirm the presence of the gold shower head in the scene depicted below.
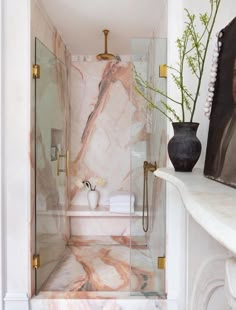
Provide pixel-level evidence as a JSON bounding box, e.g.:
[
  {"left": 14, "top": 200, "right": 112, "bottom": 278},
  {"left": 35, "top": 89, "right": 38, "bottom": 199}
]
[{"left": 96, "top": 29, "right": 116, "bottom": 61}]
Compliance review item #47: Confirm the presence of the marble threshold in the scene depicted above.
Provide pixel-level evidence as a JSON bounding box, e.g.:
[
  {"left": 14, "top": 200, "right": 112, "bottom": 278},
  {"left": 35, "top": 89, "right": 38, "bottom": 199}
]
[
  {"left": 37, "top": 236, "right": 165, "bottom": 300},
  {"left": 30, "top": 297, "right": 171, "bottom": 310},
  {"left": 154, "top": 167, "right": 236, "bottom": 255}
]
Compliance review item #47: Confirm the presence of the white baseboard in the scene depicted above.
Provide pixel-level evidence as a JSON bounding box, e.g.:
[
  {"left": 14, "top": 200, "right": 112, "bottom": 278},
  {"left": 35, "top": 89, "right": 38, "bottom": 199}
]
[{"left": 4, "top": 293, "right": 29, "bottom": 310}]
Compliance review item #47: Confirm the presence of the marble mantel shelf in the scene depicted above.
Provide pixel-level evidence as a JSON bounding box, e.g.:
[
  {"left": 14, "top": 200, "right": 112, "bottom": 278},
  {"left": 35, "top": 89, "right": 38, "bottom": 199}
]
[{"left": 154, "top": 168, "right": 236, "bottom": 256}]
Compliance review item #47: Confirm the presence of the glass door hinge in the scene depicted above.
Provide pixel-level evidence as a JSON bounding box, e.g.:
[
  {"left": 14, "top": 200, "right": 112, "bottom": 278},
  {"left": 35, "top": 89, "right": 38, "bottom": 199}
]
[
  {"left": 159, "top": 64, "right": 167, "bottom": 78},
  {"left": 157, "top": 256, "right": 166, "bottom": 269},
  {"left": 32, "top": 254, "right": 40, "bottom": 269},
  {"left": 32, "top": 64, "right": 40, "bottom": 79}
]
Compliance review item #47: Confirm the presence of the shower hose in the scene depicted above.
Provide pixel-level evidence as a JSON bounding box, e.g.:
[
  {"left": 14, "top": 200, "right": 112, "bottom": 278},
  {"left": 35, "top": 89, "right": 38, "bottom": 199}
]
[{"left": 143, "top": 166, "right": 149, "bottom": 232}]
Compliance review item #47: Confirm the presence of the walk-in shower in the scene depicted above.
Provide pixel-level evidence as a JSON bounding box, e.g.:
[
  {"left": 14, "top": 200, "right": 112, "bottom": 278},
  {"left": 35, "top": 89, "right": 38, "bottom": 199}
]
[{"left": 34, "top": 36, "right": 167, "bottom": 298}]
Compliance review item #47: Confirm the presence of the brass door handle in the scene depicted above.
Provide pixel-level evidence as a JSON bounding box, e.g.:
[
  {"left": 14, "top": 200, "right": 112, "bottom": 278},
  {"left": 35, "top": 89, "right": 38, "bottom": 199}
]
[{"left": 56, "top": 150, "right": 69, "bottom": 176}]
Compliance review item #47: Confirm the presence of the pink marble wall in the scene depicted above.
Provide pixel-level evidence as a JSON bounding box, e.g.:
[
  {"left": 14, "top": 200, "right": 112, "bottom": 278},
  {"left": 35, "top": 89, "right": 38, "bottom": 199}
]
[
  {"left": 70, "top": 60, "right": 146, "bottom": 207},
  {"left": 31, "top": 0, "right": 67, "bottom": 64}
]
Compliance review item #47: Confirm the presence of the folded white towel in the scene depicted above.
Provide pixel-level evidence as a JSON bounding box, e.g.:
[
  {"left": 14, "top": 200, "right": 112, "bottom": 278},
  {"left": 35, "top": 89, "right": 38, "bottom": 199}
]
[
  {"left": 110, "top": 202, "right": 132, "bottom": 207},
  {"left": 109, "top": 191, "right": 135, "bottom": 204},
  {"left": 110, "top": 203, "right": 134, "bottom": 214},
  {"left": 109, "top": 191, "right": 135, "bottom": 213},
  {"left": 110, "top": 208, "right": 134, "bottom": 214}
]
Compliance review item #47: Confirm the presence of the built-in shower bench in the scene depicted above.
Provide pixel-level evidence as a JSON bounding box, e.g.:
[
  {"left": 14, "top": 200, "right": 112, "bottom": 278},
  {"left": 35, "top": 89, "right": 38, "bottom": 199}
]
[
  {"left": 66, "top": 205, "right": 143, "bottom": 217},
  {"left": 66, "top": 205, "right": 145, "bottom": 236}
]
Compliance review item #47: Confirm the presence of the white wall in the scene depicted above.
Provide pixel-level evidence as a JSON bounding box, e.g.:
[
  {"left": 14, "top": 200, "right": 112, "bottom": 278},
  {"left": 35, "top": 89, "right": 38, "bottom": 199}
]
[
  {"left": 184, "top": 0, "right": 236, "bottom": 168},
  {"left": 1, "top": 0, "right": 31, "bottom": 309},
  {"left": 167, "top": 0, "right": 236, "bottom": 168},
  {"left": 0, "top": 1, "right": 3, "bottom": 309},
  {"left": 165, "top": 183, "right": 187, "bottom": 309},
  {"left": 166, "top": 1, "right": 236, "bottom": 309},
  {"left": 166, "top": 2, "right": 186, "bottom": 308}
]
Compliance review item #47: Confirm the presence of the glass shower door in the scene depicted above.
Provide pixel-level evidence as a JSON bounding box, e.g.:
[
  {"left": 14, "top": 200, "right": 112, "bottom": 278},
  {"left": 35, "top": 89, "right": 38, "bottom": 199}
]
[
  {"left": 130, "top": 38, "right": 167, "bottom": 297},
  {"left": 34, "top": 38, "right": 68, "bottom": 292}
]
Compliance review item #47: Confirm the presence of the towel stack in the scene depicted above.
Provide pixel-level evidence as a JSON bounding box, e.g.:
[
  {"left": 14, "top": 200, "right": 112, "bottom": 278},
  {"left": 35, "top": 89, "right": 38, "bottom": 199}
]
[{"left": 109, "top": 191, "right": 135, "bottom": 213}]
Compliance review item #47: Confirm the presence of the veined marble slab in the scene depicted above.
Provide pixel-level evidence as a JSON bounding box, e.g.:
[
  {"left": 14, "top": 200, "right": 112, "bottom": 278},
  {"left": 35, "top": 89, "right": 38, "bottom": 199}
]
[
  {"left": 154, "top": 168, "right": 236, "bottom": 255},
  {"left": 31, "top": 298, "right": 175, "bottom": 310},
  {"left": 37, "top": 236, "right": 165, "bottom": 300},
  {"left": 70, "top": 60, "right": 148, "bottom": 208}
]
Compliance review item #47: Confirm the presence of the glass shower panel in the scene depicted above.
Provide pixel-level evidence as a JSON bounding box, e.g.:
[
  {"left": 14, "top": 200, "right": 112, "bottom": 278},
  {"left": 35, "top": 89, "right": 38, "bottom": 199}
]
[
  {"left": 35, "top": 38, "right": 67, "bottom": 292},
  {"left": 130, "top": 38, "right": 167, "bottom": 297}
]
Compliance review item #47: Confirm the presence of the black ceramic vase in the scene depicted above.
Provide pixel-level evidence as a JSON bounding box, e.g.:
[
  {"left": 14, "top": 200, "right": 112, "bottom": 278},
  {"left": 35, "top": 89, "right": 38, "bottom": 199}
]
[{"left": 168, "top": 122, "right": 202, "bottom": 172}]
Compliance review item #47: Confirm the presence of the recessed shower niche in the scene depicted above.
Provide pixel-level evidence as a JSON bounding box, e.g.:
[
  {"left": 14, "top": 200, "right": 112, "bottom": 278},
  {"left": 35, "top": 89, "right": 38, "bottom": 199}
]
[{"left": 34, "top": 35, "right": 167, "bottom": 298}]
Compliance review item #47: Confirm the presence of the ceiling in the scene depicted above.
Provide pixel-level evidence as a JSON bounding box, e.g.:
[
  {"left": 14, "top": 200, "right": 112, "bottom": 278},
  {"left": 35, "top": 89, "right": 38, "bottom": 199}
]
[{"left": 39, "top": 0, "right": 167, "bottom": 55}]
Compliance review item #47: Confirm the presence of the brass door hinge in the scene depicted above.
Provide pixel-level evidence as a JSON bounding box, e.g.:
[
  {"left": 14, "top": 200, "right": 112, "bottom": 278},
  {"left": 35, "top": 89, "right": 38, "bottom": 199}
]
[
  {"left": 157, "top": 256, "right": 166, "bottom": 269},
  {"left": 159, "top": 64, "right": 167, "bottom": 78},
  {"left": 32, "top": 64, "right": 40, "bottom": 79},
  {"left": 32, "top": 254, "right": 40, "bottom": 269}
]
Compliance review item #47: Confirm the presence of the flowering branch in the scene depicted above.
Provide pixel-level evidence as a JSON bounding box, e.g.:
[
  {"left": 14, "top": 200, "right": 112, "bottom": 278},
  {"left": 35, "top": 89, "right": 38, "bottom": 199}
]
[{"left": 134, "top": 0, "right": 221, "bottom": 123}]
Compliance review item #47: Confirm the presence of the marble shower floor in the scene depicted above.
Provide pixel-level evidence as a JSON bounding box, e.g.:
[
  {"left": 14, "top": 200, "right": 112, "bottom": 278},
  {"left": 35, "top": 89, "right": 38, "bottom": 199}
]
[{"left": 40, "top": 236, "right": 160, "bottom": 296}]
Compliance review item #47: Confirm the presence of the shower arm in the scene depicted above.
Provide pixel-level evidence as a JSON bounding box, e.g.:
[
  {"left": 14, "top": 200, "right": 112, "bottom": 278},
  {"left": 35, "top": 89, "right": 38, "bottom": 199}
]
[{"left": 103, "top": 30, "right": 109, "bottom": 54}]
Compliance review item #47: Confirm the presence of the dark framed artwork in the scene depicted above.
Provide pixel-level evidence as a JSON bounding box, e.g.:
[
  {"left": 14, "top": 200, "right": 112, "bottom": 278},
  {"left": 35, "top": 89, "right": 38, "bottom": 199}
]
[{"left": 204, "top": 17, "right": 236, "bottom": 188}]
